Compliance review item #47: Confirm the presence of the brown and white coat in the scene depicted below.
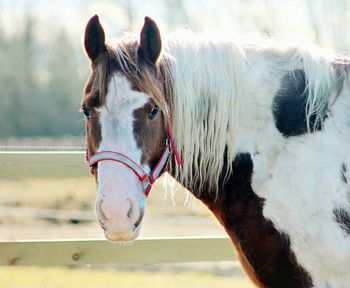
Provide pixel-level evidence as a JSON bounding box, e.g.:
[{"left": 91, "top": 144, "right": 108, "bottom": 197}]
[{"left": 82, "top": 15, "right": 350, "bottom": 288}]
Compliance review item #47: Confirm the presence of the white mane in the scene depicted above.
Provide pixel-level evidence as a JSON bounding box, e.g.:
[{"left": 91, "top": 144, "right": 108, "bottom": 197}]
[
  {"left": 163, "top": 31, "right": 246, "bottom": 194},
  {"left": 162, "top": 30, "right": 343, "bottom": 195},
  {"left": 295, "top": 46, "right": 339, "bottom": 131}
]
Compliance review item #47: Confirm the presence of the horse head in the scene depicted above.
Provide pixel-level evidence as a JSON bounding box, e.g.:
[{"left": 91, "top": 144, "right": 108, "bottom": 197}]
[{"left": 82, "top": 15, "right": 176, "bottom": 241}]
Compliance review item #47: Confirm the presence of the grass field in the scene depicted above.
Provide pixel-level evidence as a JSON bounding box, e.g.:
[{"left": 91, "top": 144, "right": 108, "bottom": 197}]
[
  {"left": 0, "top": 266, "right": 255, "bottom": 288},
  {"left": 0, "top": 177, "right": 254, "bottom": 287}
]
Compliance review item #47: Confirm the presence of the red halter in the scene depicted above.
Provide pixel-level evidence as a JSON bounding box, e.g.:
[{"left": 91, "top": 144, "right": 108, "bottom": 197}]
[{"left": 85, "top": 117, "right": 181, "bottom": 197}]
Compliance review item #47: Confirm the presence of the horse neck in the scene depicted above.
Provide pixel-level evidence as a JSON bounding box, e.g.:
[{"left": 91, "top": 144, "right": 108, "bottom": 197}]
[
  {"left": 164, "top": 40, "right": 341, "bottom": 200},
  {"left": 163, "top": 39, "right": 331, "bottom": 198},
  {"left": 162, "top": 36, "right": 270, "bottom": 198}
]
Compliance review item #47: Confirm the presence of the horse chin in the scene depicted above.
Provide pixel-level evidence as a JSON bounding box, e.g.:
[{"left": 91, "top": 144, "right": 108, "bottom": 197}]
[{"left": 103, "top": 226, "right": 141, "bottom": 243}]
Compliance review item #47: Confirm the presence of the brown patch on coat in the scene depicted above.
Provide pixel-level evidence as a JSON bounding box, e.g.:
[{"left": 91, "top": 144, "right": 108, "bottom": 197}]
[
  {"left": 133, "top": 102, "right": 166, "bottom": 167},
  {"left": 334, "top": 208, "right": 350, "bottom": 235},
  {"left": 82, "top": 58, "right": 107, "bottom": 178},
  {"left": 174, "top": 153, "right": 313, "bottom": 288},
  {"left": 82, "top": 99, "right": 102, "bottom": 180}
]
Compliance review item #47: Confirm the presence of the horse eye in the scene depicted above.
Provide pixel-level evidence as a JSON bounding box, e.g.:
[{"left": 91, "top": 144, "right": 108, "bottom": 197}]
[
  {"left": 81, "top": 105, "right": 90, "bottom": 118},
  {"left": 148, "top": 106, "right": 159, "bottom": 120}
]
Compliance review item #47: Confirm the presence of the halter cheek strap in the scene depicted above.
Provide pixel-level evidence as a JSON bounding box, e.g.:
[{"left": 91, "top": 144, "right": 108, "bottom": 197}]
[{"left": 86, "top": 117, "right": 181, "bottom": 197}]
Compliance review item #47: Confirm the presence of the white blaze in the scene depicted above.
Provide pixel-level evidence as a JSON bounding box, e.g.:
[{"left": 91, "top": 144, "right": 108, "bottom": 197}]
[{"left": 95, "top": 72, "right": 150, "bottom": 241}]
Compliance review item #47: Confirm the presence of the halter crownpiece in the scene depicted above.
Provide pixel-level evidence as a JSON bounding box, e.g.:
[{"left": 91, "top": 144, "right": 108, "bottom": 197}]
[{"left": 86, "top": 116, "right": 181, "bottom": 197}]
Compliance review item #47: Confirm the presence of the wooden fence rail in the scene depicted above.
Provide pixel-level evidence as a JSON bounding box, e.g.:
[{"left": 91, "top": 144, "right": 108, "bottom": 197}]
[
  {"left": 0, "top": 237, "right": 235, "bottom": 266},
  {"left": 0, "top": 151, "right": 235, "bottom": 266},
  {"left": 0, "top": 151, "right": 88, "bottom": 178}
]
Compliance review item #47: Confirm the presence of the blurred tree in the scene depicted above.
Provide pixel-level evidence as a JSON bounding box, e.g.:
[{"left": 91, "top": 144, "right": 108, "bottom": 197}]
[
  {"left": 307, "top": 0, "right": 349, "bottom": 49},
  {"left": 44, "top": 29, "right": 84, "bottom": 136},
  {"left": 0, "top": 13, "right": 83, "bottom": 137},
  {"left": 0, "top": 14, "right": 39, "bottom": 137},
  {"left": 165, "top": 0, "right": 189, "bottom": 29},
  {"left": 125, "top": 0, "right": 135, "bottom": 30}
]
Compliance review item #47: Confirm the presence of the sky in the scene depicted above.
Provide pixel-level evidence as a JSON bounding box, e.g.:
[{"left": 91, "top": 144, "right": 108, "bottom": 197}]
[
  {"left": 2, "top": 0, "right": 350, "bottom": 64},
  {"left": 0, "top": 0, "right": 320, "bottom": 42}
]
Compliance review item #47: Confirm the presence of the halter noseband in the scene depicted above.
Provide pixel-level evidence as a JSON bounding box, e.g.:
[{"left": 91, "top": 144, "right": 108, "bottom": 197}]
[{"left": 85, "top": 117, "right": 181, "bottom": 197}]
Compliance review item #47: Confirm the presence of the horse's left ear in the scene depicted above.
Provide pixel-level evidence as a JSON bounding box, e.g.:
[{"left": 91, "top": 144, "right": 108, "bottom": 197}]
[{"left": 139, "top": 17, "right": 162, "bottom": 65}]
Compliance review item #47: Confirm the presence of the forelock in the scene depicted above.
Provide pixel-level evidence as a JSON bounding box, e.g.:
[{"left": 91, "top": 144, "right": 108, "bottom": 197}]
[{"left": 90, "top": 36, "right": 168, "bottom": 116}]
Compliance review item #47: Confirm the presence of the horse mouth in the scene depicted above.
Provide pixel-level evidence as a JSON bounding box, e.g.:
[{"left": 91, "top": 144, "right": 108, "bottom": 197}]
[{"left": 104, "top": 230, "right": 139, "bottom": 242}]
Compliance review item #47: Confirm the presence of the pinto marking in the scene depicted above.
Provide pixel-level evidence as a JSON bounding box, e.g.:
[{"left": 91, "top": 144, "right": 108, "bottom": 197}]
[
  {"left": 83, "top": 15, "right": 350, "bottom": 287},
  {"left": 203, "top": 152, "right": 313, "bottom": 287},
  {"left": 272, "top": 69, "right": 326, "bottom": 137}
]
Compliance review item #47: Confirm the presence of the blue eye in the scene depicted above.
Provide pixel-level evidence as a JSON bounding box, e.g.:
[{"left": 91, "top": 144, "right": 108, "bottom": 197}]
[{"left": 148, "top": 106, "right": 159, "bottom": 120}]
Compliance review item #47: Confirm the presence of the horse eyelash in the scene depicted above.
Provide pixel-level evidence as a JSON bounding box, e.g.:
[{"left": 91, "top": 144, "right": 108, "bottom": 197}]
[{"left": 81, "top": 104, "right": 90, "bottom": 118}]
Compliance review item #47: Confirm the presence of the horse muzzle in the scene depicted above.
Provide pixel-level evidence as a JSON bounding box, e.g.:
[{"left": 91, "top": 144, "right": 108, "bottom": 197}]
[{"left": 95, "top": 190, "right": 145, "bottom": 241}]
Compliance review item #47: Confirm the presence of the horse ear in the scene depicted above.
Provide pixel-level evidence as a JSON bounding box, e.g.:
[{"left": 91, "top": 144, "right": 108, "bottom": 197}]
[
  {"left": 139, "top": 17, "right": 162, "bottom": 65},
  {"left": 84, "top": 15, "right": 106, "bottom": 62}
]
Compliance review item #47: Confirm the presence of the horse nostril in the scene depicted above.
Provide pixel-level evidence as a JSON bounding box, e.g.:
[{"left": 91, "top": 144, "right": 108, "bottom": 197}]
[
  {"left": 126, "top": 199, "right": 133, "bottom": 219},
  {"left": 98, "top": 219, "right": 107, "bottom": 231},
  {"left": 97, "top": 198, "right": 109, "bottom": 221},
  {"left": 133, "top": 206, "right": 145, "bottom": 229},
  {"left": 126, "top": 198, "right": 144, "bottom": 230},
  {"left": 97, "top": 196, "right": 144, "bottom": 234}
]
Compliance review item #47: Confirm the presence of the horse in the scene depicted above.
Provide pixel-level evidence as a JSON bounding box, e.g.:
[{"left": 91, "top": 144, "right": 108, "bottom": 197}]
[{"left": 82, "top": 15, "right": 350, "bottom": 288}]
